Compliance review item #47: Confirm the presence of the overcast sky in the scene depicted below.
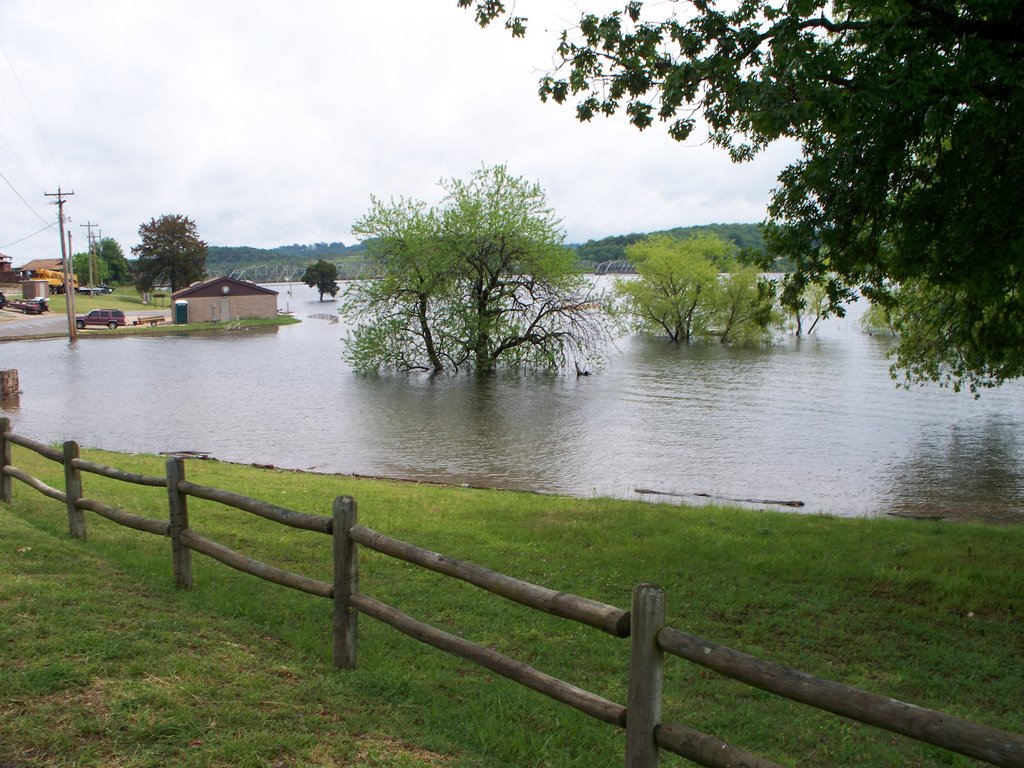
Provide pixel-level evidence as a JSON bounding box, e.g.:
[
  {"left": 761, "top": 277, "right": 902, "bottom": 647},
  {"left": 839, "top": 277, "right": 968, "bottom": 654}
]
[{"left": 0, "top": 1, "right": 799, "bottom": 264}]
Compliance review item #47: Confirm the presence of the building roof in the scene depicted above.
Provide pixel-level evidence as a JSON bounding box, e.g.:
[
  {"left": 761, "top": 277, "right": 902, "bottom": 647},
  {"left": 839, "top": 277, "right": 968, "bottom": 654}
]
[
  {"left": 17, "top": 258, "right": 64, "bottom": 272},
  {"left": 171, "top": 275, "right": 278, "bottom": 300}
]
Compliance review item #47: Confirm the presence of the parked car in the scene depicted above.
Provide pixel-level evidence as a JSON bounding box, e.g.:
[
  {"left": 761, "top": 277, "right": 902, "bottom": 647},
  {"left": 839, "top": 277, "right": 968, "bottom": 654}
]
[{"left": 75, "top": 308, "right": 126, "bottom": 329}]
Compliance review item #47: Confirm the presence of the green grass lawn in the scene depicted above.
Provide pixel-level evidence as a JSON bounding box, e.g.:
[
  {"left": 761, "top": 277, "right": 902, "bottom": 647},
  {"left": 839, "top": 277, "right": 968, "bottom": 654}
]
[
  {"left": 44, "top": 287, "right": 153, "bottom": 314},
  {"left": 1, "top": 446, "right": 1021, "bottom": 767}
]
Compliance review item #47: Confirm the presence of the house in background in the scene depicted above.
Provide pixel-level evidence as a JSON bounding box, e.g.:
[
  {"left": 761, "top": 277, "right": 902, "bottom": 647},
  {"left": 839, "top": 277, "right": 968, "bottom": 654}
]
[
  {"left": 16, "top": 258, "right": 65, "bottom": 280},
  {"left": 170, "top": 276, "right": 279, "bottom": 323},
  {"left": 0, "top": 253, "right": 18, "bottom": 285}
]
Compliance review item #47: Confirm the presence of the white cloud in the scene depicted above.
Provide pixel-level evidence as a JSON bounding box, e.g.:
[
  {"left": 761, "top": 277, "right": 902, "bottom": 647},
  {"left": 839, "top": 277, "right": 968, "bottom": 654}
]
[{"left": 0, "top": 1, "right": 800, "bottom": 263}]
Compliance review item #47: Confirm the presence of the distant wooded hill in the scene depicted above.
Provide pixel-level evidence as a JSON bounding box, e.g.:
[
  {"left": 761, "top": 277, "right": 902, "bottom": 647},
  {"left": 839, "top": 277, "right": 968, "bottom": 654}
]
[
  {"left": 206, "top": 241, "right": 367, "bottom": 273},
  {"left": 572, "top": 223, "right": 766, "bottom": 264},
  {"left": 205, "top": 223, "right": 786, "bottom": 274}
]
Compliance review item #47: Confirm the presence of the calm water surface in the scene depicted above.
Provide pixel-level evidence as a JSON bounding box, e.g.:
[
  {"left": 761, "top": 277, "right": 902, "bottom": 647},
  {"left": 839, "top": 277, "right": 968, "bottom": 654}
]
[{"left": 2, "top": 283, "right": 1022, "bottom": 522}]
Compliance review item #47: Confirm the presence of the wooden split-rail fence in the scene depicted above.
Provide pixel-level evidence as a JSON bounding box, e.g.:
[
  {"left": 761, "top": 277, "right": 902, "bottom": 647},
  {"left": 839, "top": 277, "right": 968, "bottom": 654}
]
[{"left": 1, "top": 417, "right": 1021, "bottom": 768}]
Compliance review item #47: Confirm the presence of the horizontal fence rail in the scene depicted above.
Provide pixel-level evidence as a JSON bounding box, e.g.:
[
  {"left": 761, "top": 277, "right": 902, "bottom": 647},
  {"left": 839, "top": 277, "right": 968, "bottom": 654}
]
[
  {"left": 3, "top": 430, "right": 65, "bottom": 463},
  {"left": 2, "top": 417, "right": 1022, "bottom": 768},
  {"left": 350, "top": 591, "right": 628, "bottom": 727},
  {"left": 658, "top": 627, "right": 1024, "bottom": 768},
  {"left": 180, "top": 528, "right": 332, "bottom": 598},
  {"left": 349, "top": 524, "right": 630, "bottom": 637},
  {"left": 177, "top": 479, "right": 332, "bottom": 533},
  {"left": 76, "top": 498, "right": 170, "bottom": 536},
  {"left": 72, "top": 457, "right": 167, "bottom": 487},
  {"left": 4, "top": 464, "right": 66, "bottom": 503},
  {"left": 654, "top": 722, "right": 785, "bottom": 768}
]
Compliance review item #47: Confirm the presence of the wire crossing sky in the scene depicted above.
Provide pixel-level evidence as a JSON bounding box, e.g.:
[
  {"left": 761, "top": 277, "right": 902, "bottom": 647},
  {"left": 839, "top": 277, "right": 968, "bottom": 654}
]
[{"left": 0, "top": 1, "right": 797, "bottom": 264}]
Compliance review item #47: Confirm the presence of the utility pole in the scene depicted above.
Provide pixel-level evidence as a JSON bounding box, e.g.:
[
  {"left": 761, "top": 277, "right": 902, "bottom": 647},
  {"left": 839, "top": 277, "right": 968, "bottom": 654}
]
[
  {"left": 45, "top": 187, "right": 76, "bottom": 341},
  {"left": 80, "top": 221, "right": 99, "bottom": 292},
  {"left": 66, "top": 230, "right": 77, "bottom": 334}
]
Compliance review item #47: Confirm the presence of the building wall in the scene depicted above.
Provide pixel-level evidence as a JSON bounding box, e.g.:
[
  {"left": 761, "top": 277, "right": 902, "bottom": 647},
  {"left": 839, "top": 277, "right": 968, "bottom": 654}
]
[{"left": 181, "top": 294, "right": 277, "bottom": 322}]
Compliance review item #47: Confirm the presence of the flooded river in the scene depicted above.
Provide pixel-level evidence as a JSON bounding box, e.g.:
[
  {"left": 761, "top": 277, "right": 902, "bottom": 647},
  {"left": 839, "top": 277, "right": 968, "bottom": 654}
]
[{"left": 2, "top": 282, "right": 1022, "bottom": 522}]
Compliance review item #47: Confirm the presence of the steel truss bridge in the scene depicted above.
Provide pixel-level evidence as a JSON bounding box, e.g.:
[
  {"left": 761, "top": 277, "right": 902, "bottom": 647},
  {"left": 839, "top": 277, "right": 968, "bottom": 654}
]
[
  {"left": 208, "top": 262, "right": 381, "bottom": 284},
  {"left": 592, "top": 260, "right": 637, "bottom": 275}
]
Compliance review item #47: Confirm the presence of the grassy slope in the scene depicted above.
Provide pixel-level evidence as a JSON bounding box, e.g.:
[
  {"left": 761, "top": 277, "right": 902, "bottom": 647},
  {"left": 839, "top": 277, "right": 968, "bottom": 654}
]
[{"left": 1, "top": 447, "right": 1021, "bottom": 767}]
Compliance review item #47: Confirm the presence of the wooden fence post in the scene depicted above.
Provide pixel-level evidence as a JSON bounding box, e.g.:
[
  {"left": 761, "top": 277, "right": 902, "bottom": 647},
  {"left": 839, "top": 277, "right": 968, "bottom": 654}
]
[
  {"left": 626, "top": 583, "right": 666, "bottom": 768},
  {"left": 332, "top": 495, "right": 358, "bottom": 669},
  {"left": 0, "top": 417, "right": 11, "bottom": 503},
  {"left": 166, "top": 458, "right": 192, "bottom": 589},
  {"left": 63, "top": 440, "right": 86, "bottom": 539}
]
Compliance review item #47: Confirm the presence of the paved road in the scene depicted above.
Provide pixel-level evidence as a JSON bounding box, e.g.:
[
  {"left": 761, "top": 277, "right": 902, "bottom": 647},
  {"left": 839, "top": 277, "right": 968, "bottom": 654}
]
[{"left": 0, "top": 309, "right": 171, "bottom": 339}]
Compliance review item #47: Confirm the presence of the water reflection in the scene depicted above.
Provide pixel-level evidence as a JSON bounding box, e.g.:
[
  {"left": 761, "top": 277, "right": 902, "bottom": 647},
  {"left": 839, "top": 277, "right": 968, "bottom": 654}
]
[
  {"left": 882, "top": 420, "right": 1023, "bottom": 523},
  {"left": 1, "top": 283, "right": 1022, "bottom": 522}
]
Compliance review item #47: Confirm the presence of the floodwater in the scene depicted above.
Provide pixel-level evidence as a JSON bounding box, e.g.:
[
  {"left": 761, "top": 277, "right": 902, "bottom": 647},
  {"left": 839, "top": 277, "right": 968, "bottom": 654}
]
[{"left": 2, "top": 282, "right": 1022, "bottom": 522}]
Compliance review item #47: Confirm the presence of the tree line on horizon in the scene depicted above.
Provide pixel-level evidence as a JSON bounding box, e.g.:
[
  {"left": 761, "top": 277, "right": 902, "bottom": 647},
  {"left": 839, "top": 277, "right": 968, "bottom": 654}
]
[{"left": 202, "top": 222, "right": 774, "bottom": 274}]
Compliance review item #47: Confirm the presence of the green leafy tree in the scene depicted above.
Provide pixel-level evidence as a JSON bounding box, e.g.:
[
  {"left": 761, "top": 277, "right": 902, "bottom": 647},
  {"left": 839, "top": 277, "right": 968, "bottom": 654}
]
[
  {"left": 98, "top": 238, "right": 130, "bottom": 285},
  {"left": 865, "top": 280, "right": 1013, "bottom": 394},
  {"left": 345, "top": 165, "right": 610, "bottom": 374},
  {"left": 348, "top": 197, "right": 454, "bottom": 371},
  {"left": 301, "top": 259, "right": 340, "bottom": 301},
  {"left": 788, "top": 281, "right": 831, "bottom": 338},
  {"left": 132, "top": 214, "right": 207, "bottom": 293},
  {"left": 461, "top": 1, "right": 1024, "bottom": 391},
  {"left": 714, "top": 265, "right": 782, "bottom": 345},
  {"left": 615, "top": 234, "right": 727, "bottom": 344},
  {"left": 617, "top": 234, "right": 781, "bottom": 344},
  {"left": 72, "top": 252, "right": 107, "bottom": 287},
  {"left": 860, "top": 300, "right": 898, "bottom": 338}
]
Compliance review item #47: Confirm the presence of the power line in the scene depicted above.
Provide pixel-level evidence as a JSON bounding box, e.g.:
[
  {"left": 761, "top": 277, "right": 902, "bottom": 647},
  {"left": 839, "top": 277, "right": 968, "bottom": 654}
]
[
  {"left": 0, "top": 126, "right": 46, "bottom": 194},
  {"left": 0, "top": 167, "right": 51, "bottom": 225},
  {"left": 0, "top": 37, "right": 64, "bottom": 180},
  {"left": 0, "top": 223, "right": 53, "bottom": 249}
]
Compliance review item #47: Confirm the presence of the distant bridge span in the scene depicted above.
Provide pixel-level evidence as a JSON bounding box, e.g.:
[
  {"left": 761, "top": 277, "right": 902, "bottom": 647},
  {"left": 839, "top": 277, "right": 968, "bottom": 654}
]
[
  {"left": 593, "top": 259, "right": 636, "bottom": 275},
  {"left": 210, "top": 262, "right": 381, "bottom": 283}
]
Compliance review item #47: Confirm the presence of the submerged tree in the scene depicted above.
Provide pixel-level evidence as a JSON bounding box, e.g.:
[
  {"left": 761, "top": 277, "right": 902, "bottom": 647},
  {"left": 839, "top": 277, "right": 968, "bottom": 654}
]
[
  {"left": 345, "top": 165, "right": 610, "bottom": 374},
  {"left": 132, "top": 214, "right": 207, "bottom": 293},
  {"left": 460, "top": 0, "right": 1024, "bottom": 392},
  {"left": 302, "top": 259, "right": 340, "bottom": 301},
  {"left": 616, "top": 233, "right": 780, "bottom": 344},
  {"left": 615, "top": 234, "right": 723, "bottom": 343},
  {"left": 714, "top": 265, "right": 781, "bottom": 345}
]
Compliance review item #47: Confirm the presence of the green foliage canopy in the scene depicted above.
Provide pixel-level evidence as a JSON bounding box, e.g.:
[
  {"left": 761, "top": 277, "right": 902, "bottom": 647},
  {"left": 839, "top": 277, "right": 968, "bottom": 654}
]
[
  {"left": 72, "top": 237, "right": 130, "bottom": 287},
  {"left": 72, "top": 252, "right": 107, "bottom": 286},
  {"left": 98, "top": 238, "right": 130, "bottom": 285},
  {"left": 131, "top": 214, "right": 207, "bottom": 293},
  {"left": 616, "top": 233, "right": 780, "bottom": 344},
  {"left": 301, "top": 259, "right": 340, "bottom": 301},
  {"left": 345, "top": 165, "right": 610, "bottom": 374},
  {"left": 461, "top": 0, "right": 1024, "bottom": 392}
]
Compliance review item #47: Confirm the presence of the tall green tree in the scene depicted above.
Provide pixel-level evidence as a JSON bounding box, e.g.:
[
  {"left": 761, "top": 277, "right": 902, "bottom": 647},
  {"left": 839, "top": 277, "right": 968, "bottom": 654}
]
[
  {"left": 616, "top": 234, "right": 781, "bottom": 344},
  {"left": 461, "top": 0, "right": 1024, "bottom": 392},
  {"left": 132, "top": 214, "right": 207, "bottom": 293},
  {"left": 615, "top": 234, "right": 723, "bottom": 344},
  {"left": 348, "top": 197, "right": 453, "bottom": 372},
  {"left": 713, "top": 265, "right": 782, "bottom": 345},
  {"left": 98, "top": 238, "right": 130, "bottom": 285},
  {"left": 301, "top": 259, "right": 340, "bottom": 301},
  {"left": 72, "top": 252, "right": 108, "bottom": 286},
  {"left": 345, "top": 165, "right": 610, "bottom": 374}
]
